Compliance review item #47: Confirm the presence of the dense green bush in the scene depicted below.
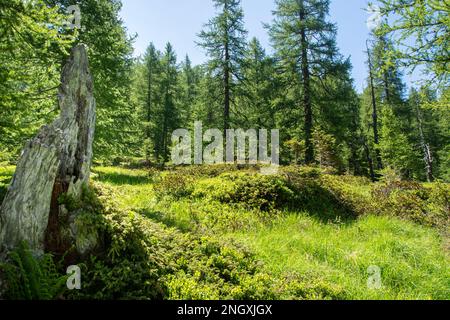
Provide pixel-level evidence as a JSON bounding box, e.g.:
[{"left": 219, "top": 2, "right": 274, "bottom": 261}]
[
  {"left": 65, "top": 183, "right": 277, "bottom": 299},
  {"left": 193, "top": 172, "right": 296, "bottom": 211},
  {"left": 372, "top": 180, "right": 449, "bottom": 228},
  {"left": 153, "top": 172, "right": 195, "bottom": 200},
  {"left": 0, "top": 166, "right": 14, "bottom": 204}
]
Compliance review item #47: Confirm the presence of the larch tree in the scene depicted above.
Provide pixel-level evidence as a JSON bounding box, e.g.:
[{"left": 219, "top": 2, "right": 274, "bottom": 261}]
[
  {"left": 198, "top": 0, "right": 247, "bottom": 132},
  {"left": 268, "top": 0, "right": 343, "bottom": 164}
]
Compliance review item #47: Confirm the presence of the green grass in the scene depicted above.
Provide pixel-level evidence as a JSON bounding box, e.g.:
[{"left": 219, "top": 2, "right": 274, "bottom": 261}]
[
  {"left": 0, "top": 165, "right": 15, "bottom": 202},
  {"left": 1, "top": 165, "right": 449, "bottom": 300},
  {"left": 89, "top": 166, "right": 449, "bottom": 300},
  {"left": 229, "top": 213, "right": 449, "bottom": 299}
]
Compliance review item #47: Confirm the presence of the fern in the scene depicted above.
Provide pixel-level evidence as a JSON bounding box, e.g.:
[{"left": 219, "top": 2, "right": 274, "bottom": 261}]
[{"left": 0, "top": 242, "right": 68, "bottom": 300}]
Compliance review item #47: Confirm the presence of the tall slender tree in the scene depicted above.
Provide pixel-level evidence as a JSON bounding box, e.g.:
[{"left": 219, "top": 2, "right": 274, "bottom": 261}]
[
  {"left": 142, "top": 43, "right": 162, "bottom": 161},
  {"left": 46, "top": 0, "right": 135, "bottom": 160},
  {"left": 239, "top": 37, "right": 278, "bottom": 129},
  {"left": 159, "top": 43, "right": 179, "bottom": 163},
  {"left": 268, "top": 0, "right": 343, "bottom": 163},
  {"left": 198, "top": 0, "right": 247, "bottom": 132}
]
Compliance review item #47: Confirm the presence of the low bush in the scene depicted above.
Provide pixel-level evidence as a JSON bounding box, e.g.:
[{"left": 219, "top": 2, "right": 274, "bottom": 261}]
[
  {"left": 372, "top": 180, "right": 449, "bottom": 228},
  {"left": 193, "top": 172, "right": 295, "bottom": 211},
  {"left": 153, "top": 172, "right": 195, "bottom": 200},
  {"left": 65, "top": 183, "right": 278, "bottom": 299}
]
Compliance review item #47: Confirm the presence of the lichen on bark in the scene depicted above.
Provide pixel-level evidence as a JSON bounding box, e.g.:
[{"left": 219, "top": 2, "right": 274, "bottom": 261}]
[{"left": 0, "top": 44, "right": 96, "bottom": 256}]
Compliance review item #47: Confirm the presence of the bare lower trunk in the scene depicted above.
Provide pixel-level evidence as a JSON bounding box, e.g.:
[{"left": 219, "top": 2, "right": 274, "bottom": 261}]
[
  {"left": 366, "top": 42, "right": 383, "bottom": 171},
  {"left": 416, "top": 105, "right": 434, "bottom": 182},
  {"left": 299, "top": 2, "right": 313, "bottom": 164}
]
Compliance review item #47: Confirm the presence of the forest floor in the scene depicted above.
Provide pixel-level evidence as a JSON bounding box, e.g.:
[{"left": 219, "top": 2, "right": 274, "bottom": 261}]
[{"left": 0, "top": 165, "right": 449, "bottom": 300}]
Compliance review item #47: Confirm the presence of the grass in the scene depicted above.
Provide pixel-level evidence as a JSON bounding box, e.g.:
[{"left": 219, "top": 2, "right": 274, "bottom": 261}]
[
  {"left": 0, "top": 165, "right": 15, "bottom": 202},
  {"left": 89, "top": 166, "right": 449, "bottom": 300},
  {"left": 230, "top": 213, "right": 449, "bottom": 299},
  {"left": 1, "top": 165, "right": 449, "bottom": 300}
]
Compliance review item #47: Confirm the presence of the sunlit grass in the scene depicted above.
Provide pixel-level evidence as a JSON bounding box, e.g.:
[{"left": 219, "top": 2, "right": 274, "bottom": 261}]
[
  {"left": 229, "top": 213, "right": 449, "bottom": 300},
  {"left": 92, "top": 166, "right": 155, "bottom": 210},
  {"left": 90, "top": 166, "right": 449, "bottom": 300}
]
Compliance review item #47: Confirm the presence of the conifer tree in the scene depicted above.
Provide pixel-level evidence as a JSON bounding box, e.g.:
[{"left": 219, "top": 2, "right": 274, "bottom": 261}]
[
  {"left": 268, "top": 0, "right": 343, "bottom": 163},
  {"left": 198, "top": 0, "right": 247, "bottom": 131}
]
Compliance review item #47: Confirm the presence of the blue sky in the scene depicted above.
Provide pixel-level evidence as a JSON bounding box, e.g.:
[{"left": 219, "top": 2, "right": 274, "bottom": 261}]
[{"left": 119, "top": 0, "right": 397, "bottom": 93}]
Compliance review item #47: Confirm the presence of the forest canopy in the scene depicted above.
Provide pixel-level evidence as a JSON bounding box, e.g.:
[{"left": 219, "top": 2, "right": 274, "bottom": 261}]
[{"left": 0, "top": 0, "right": 448, "bottom": 181}]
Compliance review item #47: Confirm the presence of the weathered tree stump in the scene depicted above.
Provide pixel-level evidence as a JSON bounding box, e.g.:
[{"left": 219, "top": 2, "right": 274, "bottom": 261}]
[{"left": 0, "top": 44, "right": 96, "bottom": 256}]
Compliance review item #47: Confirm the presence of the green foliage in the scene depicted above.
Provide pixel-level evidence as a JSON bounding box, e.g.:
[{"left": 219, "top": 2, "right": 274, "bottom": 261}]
[
  {"left": 372, "top": 180, "right": 450, "bottom": 228},
  {"left": 56, "top": 165, "right": 449, "bottom": 300},
  {"left": 379, "top": 106, "right": 420, "bottom": 178},
  {"left": 193, "top": 172, "right": 295, "bottom": 211},
  {"left": 0, "top": 0, "right": 74, "bottom": 158},
  {"left": 313, "top": 129, "right": 344, "bottom": 171},
  {"left": 153, "top": 172, "right": 195, "bottom": 200},
  {"left": 65, "top": 183, "right": 279, "bottom": 300},
  {"left": 198, "top": 0, "right": 248, "bottom": 130},
  {"left": 0, "top": 242, "right": 68, "bottom": 300},
  {"left": 376, "top": 0, "right": 450, "bottom": 88},
  {"left": 0, "top": 165, "right": 14, "bottom": 204}
]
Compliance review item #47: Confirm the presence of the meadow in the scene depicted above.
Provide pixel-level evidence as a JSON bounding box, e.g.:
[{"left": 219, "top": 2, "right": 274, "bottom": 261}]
[{"left": 1, "top": 164, "right": 448, "bottom": 300}]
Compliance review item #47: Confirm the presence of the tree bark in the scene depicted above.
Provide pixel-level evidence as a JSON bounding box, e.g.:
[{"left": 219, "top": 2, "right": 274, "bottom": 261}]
[
  {"left": 223, "top": 0, "right": 231, "bottom": 134},
  {"left": 366, "top": 42, "right": 383, "bottom": 171},
  {"left": 299, "top": 1, "right": 314, "bottom": 164},
  {"left": 224, "top": 37, "right": 231, "bottom": 133},
  {"left": 0, "top": 45, "right": 96, "bottom": 255},
  {"left": 415, "top": 104, "right": 434, "bottom": 182}
]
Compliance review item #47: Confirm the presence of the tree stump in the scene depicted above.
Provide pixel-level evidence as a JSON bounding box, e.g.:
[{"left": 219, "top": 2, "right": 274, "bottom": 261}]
[{"left": 0, "top": 44, "right": 96, "bottom": 256}]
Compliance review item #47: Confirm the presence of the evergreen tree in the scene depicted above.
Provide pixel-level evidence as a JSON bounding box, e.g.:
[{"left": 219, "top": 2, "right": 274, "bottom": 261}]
[
  {"left": 377, "top": 0, "right": 450, "bottom": 88},
  {"left": 179, "top": 55, "right": 200, "bottom": 128},
  {"left": 158, "top": 43, "right": 179, "bottom": 163},
  {"left": 268, "top": 0, "right": 344, "bottom": 163},
  {"left": 198, "top": 0, "right": 247, "bottom": 131},
  {"left": 239, "top": 37, "right": 278, "bottom": 129},
  {"left": 0, "top": 0, "right": 73, "bottom": 159}
]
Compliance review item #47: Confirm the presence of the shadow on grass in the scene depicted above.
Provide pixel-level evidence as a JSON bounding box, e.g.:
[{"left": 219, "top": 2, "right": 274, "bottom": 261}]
[
  {"left": 138, "top": 208, "right": 194, "bottom": 233},
  {"left": 286, "top": 180, "right": 360, "bottom": 225},
  {"left": 92, "top": 170, "right": 150, "bottom": 186}
]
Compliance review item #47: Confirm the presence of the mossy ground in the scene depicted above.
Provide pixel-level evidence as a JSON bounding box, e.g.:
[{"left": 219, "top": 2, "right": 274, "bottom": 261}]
[{"left": 1, "top": 165, "right": 449, "bottom": 300}]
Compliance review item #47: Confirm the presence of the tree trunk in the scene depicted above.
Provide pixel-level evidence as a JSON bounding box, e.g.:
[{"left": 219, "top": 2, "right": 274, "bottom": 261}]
[
  {"left": 222, "top": 0, "right": 231, "bottom": 134},
  {"left": 0, "top": 45, "right": 96, "bottom": 256},
  {"left": 363, "top": 140, "right": 376, "bottom": 182},
  {"left": 415, "top": 104, "right": 434, "bottom": 182},
  {"left": 224, "top": 42, "right": 231, "bottom": 133},
  {"left": 366, "top": 42, "right": 383, "bottom": 170},
  {"left": 299, "top": 2, "right": 314, "bottom": 164},
  {"left": 146, "top": 62, "right": 153, "bottom": 161}
]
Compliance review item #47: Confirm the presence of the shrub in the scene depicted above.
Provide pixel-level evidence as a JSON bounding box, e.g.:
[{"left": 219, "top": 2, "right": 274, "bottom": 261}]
[
  {"left": 153, "top": 172, "right": 195, "bottom": 200},
  {"left": 193, "top": 172, "right": 295, "bottom": 211},
  {"left": 67, "top": 183, "right": 281, "bottom": 300},
  {"left": 0, "top": 166, "right": 14, "bottom": 204},
  {"left": 372, "top": 180, "right": 450, "bottom": 228}
]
